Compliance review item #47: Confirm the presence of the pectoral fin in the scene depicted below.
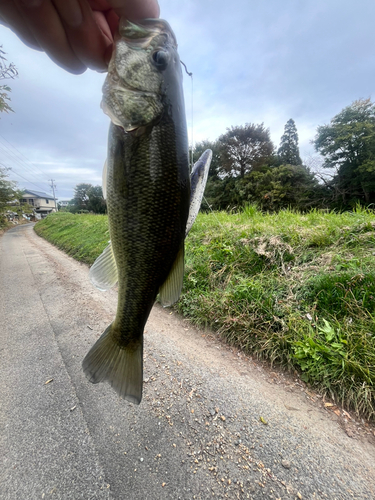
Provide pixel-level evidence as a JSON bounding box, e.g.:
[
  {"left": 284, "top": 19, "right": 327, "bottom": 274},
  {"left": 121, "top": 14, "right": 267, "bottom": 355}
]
[
  {"left": 158, "top": 245, "right": 184, "bottom": 307},
  {"left": 186, "top": 149, "right": 212, "bottom": 236},
  {"left": 89, "top": 242, "right": 118, "bottom": 291}
]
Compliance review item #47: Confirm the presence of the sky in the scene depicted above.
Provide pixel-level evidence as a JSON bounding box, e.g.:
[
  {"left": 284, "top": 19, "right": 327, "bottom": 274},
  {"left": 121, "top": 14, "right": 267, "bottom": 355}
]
[{"left": 1, "top": 0, "right": 375, "bottom": 200}]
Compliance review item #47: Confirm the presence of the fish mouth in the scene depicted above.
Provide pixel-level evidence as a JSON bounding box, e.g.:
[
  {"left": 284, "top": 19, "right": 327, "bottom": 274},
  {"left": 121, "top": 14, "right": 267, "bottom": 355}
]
[{"left": 109, "top": 83, "right": 157, "bottom": 96}]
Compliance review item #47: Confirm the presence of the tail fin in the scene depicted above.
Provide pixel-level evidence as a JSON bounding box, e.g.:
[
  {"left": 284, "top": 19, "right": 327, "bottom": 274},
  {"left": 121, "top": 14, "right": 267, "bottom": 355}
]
[{"left": 82, "top": 324, "right": 143, "bottom": 404}]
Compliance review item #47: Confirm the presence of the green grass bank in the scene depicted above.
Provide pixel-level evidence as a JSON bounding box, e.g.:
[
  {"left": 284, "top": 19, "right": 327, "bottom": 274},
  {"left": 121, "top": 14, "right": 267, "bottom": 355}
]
[{"left": 35, "top": 208, "right": 375, "bottom": 420}]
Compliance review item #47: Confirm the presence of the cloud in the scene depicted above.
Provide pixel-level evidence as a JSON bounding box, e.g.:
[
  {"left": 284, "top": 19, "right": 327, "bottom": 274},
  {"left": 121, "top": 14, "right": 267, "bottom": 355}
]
[{"left": 1, "top": 0, "right": 375, "bottom": 198}]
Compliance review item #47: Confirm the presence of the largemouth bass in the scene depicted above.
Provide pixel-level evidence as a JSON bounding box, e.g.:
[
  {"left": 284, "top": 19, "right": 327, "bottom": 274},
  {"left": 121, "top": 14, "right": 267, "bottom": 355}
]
[{"left": 83, "top": 19, "right": 211, "bottom": 404}]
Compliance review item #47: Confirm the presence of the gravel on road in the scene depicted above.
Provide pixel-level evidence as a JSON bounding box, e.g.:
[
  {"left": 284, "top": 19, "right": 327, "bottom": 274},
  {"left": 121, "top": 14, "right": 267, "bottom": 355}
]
[{"left": 1, "top": 224, "right": 374, "bottom": 500}]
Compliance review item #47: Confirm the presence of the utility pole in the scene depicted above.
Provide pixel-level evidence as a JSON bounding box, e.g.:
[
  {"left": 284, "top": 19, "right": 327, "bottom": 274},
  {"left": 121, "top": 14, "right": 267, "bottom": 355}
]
[{"left": 49, "top": 179, "right": 58, "bottom": 212}]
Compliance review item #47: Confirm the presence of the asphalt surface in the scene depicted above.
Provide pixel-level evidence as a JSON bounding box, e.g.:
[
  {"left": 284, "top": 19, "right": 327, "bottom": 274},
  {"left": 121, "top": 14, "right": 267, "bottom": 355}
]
[{"left": 0, "top": 223, "right": 374, "bottom": 500}]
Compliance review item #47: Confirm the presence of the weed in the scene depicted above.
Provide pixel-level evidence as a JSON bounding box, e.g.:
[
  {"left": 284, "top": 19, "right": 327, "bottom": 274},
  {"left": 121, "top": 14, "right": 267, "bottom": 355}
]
[{"left": 35, "top": 207, "right": 375, "bottom": 420}]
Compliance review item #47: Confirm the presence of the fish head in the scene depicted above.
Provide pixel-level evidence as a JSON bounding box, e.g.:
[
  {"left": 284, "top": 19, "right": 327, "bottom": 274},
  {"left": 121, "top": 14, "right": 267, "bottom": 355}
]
[{"left": 102, "top": 19, "right": 182, "bottom": 133}]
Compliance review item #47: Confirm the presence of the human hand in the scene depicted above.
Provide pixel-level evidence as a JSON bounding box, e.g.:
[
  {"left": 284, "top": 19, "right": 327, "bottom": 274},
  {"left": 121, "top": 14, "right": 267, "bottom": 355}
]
[{"left": 0, "top": 0, "right": 160, "bottom": 74}]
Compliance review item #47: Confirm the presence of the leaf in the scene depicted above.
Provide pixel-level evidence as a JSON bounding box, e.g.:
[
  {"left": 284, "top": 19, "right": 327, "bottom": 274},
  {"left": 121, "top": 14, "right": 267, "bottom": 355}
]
[{"left": 259, "top": 416, "right": 268, "bottom": 425}]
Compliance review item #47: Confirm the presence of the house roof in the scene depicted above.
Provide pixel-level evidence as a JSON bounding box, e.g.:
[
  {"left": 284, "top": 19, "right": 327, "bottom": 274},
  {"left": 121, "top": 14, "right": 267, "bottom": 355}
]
[{"left": 22, "top": 189, "right": 56, "bottom": 200}]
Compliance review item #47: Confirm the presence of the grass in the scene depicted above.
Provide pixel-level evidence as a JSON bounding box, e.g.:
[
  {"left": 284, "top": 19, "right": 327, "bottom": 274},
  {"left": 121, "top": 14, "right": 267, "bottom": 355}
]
[
  {"left": 34, "top": 212, "right": 109, "bottom": 264},
  {"left": 35, "top": 207, "right": 375, "bottom": 420}
]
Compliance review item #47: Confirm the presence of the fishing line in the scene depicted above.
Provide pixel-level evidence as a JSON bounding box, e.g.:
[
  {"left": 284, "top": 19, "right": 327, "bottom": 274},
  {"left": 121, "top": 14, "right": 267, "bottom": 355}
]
[
  {"left": 181, "top": 60, "right": 194, "bottom": 170},
  {"left": 203, "top": 195, "right": 226, "bottom": 231},
  {"left": 181, "top": 63, "right": 224, "bottom": 233}
]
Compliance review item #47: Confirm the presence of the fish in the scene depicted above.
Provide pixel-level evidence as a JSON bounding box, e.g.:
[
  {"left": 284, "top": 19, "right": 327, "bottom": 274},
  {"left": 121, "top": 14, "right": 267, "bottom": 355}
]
[{"left": 82, "top": 18, "right": 211, "bottom": 404}]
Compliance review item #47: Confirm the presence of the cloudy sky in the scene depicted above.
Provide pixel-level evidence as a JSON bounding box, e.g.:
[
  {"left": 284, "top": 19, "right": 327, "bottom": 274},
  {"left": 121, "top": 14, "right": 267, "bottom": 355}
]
[{"left": 1, "top": 0, "right": 375, "bottom": 200}]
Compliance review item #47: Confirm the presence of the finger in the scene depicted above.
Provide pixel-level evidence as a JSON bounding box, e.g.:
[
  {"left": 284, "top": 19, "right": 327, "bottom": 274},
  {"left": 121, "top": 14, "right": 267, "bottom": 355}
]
[
  {"left": 101, "top": 10, "right": 119, "bottom": 64},
  {"left": 107, "top": 0, "right": 160, "bottom": 20},
  {"left": 0, "top": 0, "right": 42, "bottom": 50},
  {"left": 100, "top": 8, "right": 119, "bottom": 37},
  {"left": 15, "top": 0, "right": 87, "bottom": 74},
  {"left": 52, "top": 0, "right": 112, "bottom": 72}
]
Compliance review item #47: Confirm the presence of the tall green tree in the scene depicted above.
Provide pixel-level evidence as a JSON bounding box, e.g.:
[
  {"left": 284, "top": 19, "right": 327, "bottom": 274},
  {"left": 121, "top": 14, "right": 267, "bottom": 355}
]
[
  {"left": 0, "top": 166, "right": 19, "bottom": 225},
  {"left": 87, "top": 185, "right": 106, "bottom": 214},
  {"left": 218, "top": 124, "right": 274, "bottom": 178},
  {"left": 0, "top": 166, "right": 17, "bottom": 206},
  {"left": 0, "top": 47, "right": 17, "bottom": 115},
  {"left": 244, "top": 164, "right": 322, "bottom": 211},
  {"left": 313, "top": 98, "right": 375, "bottom": 206},
  {"left": 71, "top": 183, "right": 106, "bottom": 213},
  {"left": 72, "top": 183, "right": 92, "bottom": 211},
  {"left": 278, "top": 118, "right": 302, "bottom": 165}
]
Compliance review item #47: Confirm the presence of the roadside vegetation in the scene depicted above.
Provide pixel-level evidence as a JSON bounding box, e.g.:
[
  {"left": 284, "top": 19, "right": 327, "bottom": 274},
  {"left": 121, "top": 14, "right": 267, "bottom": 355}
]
[
  {"left": 35, "top": 207, "right": 375, "bottom": 420},
  {"left": 34, "top": 212, "right": 109, "bottom": 264}
]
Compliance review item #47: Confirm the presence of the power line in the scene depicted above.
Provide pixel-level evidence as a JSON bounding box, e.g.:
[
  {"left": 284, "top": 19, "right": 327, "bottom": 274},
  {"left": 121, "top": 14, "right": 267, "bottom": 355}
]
[
  {"left": 0, "top": 142, "right": 49, "bottom": 182},
  {"left": 0, "top": 135, "right": 53, "bottom": 193},
  {"left": 1, "top": 163, "right": 50, "bottom": 192},
  {"left": 0, "top": 144, "right": 48, "bottom": 184},
  {"left": 10, "top": 170, "right": 49, "bottom": 192},
  {"left": 0, "top": 133, "right": 50, "bottom": 178}
]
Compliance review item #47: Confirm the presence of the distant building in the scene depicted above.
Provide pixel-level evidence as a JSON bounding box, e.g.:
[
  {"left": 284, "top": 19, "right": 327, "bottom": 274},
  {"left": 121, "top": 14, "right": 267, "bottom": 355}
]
[
  {"left": 59, "top": 200, "right": 70, "bottom": 208},
  {"left": 21, "top": 190, "right": 57, "bottom": 218}
]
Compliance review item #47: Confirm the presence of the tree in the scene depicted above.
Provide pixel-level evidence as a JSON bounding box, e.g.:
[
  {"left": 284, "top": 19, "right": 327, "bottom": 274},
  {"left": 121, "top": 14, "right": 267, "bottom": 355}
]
[
  {"left": 313, "top": 98, "right": 375, "bottom": 206},
  {"left": 0, "top": 47, "right": 17, "bottom": 115},
  {"left": 0, "top": 166, "right": 17, "bottom": 207},
  {"left": 218, "top": 124, "right": 274, "bottom": 178},
  {"left": 249, "top": 164, "right": 322, "bottom": 211},
  {"left": 0, "top": 166, "right": 19, "bottom": 225},
  {"left": 72, "top": 183, "right": 92, "bottom": 211},
  {"left": 71, "top": 183, "right": 106, "bottom": 213},
  {"left": 278, "top": 119, "right": 302, "bottom": 165},
  {"left": 87, "top": 185, "right": 106, "bottom": 214}
]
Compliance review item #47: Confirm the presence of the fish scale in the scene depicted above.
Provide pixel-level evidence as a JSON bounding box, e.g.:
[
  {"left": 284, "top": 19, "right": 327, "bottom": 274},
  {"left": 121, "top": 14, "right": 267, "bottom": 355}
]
[{"left": 108, "top": 120, "right": 188, "bottom": 340}]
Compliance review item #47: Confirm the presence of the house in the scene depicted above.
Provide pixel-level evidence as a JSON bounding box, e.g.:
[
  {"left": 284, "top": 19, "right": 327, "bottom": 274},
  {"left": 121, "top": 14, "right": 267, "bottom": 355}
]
[
  {"left": 58, "top": 200, "right": 70, "bottom": 208},
  {"left": 20, "top": 190, "right": 57, "bottom": 218}
]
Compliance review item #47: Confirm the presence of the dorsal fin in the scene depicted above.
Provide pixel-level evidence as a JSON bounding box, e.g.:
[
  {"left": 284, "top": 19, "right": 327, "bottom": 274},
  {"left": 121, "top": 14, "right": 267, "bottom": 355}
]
[{"left": 186, "top": 149, "right": 212, "bottom": 235}]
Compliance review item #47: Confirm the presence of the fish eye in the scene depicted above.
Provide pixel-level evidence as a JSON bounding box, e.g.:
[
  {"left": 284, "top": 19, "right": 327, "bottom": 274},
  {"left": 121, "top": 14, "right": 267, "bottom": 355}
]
[{"left": 152, "top": 50, "right": 169, "bottom": 70}]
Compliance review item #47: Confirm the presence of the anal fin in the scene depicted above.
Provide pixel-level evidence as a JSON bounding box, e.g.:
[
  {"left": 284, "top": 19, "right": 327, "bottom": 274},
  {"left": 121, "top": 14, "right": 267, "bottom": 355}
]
[
  {"left": 158, "top": 245, "right": 184, "bottom": 307},
  {"left": 89, "top": 241, "right": 118, "bottom": 291}
]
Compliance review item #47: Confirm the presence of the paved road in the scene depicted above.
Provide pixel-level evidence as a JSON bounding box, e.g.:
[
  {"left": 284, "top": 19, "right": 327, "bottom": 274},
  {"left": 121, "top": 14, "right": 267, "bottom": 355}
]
[{"left": 1, "top": 224, "right": 374, "bottom": 500}]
